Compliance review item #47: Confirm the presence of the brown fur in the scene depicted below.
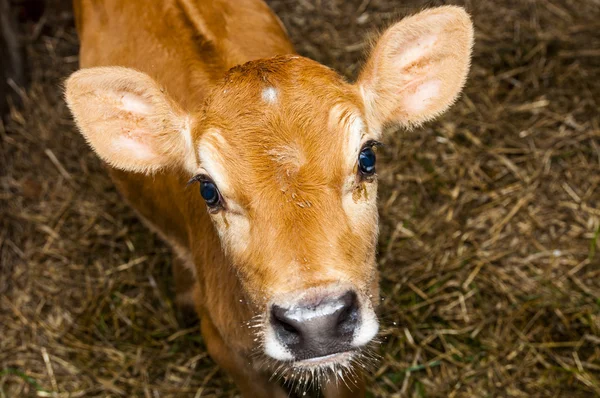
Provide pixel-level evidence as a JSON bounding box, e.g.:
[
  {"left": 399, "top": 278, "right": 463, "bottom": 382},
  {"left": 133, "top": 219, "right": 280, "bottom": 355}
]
[{"left": 65, "top": 1, "right": 473, "bottom": 396}]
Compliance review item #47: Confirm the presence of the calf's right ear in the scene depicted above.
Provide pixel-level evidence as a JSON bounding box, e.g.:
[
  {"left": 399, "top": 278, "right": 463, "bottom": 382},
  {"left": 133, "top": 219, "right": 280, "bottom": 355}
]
[{"left": 65, "top": 67, "right": 195, "bottom": 174}]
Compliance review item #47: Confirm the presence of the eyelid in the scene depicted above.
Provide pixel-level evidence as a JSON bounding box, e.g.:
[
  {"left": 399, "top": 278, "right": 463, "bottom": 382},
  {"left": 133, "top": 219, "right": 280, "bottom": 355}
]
[
  {"left": 361, "top": 140, "right": 383, "bottom": 151},
  {"left": 187, "top": 173, "right": 212, "bottom": 187}
]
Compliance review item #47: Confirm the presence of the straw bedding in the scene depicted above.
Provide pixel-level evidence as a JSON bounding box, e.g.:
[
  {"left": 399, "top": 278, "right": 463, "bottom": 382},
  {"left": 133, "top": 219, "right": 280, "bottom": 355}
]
[{"left": 1, "top": 0, "right": 599, "bottom": 396}]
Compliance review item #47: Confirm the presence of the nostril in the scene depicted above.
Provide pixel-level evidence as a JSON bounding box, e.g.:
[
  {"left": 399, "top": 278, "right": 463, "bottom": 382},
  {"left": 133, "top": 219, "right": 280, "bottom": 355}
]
[
  {"left": 271, "top": 306, "right": 302, "bottom": 345},
  {"left": 336, "top": 292, "right": 359, "bottom": 335},
  {"left": 336, "top": 304, "right": 354, "bottom": 325},
  {"left": 278, "top": 318, "right": 299, "bottom": 335}
]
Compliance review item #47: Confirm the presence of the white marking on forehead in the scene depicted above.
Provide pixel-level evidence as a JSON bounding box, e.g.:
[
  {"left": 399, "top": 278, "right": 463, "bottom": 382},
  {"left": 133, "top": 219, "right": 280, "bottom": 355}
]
[
  {"left": 197, "top": 129, "right": 230, "bottom": 192},
  {"left": 261, "top": 86, "right": 278, "bottom": 104},
  {"left": 285, "top": 301, "right": 345, "bottom": 323}
]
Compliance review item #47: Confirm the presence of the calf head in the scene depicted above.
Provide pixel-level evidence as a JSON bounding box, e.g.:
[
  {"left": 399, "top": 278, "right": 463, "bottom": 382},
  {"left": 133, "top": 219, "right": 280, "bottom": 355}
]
[{"left": 66, "top": 6, "right": 473, "bottom": 377}]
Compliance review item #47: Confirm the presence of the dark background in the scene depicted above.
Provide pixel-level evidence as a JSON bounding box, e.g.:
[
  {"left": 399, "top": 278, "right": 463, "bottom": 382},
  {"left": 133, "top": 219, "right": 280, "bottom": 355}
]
[{"left": 1, "top": 0, "right": 599, "bottom": 396}]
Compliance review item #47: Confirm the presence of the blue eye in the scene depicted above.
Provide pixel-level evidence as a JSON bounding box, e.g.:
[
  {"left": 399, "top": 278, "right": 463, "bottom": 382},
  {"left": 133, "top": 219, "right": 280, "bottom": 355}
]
[
  {"left": 200, "top": 180, "right": 221, "bottom": 207},
  {"left": 358, "top": 146, "right": 376, "bottom": 176}
]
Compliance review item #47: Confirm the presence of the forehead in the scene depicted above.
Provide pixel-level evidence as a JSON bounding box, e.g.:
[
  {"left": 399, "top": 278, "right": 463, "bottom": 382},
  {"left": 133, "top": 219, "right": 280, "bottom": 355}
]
[
  {"left": 195, "top": 56, "right": 367, "bottom": 201},
  {"left": 204, "top": 56, "right": 362, "bottom": 134}
]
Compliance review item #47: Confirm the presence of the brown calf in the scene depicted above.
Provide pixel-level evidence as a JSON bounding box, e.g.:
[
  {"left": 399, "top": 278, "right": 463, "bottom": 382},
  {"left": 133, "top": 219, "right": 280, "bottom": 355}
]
[{"left": 65, "top": 1, "right": 473, "bottom": 396}]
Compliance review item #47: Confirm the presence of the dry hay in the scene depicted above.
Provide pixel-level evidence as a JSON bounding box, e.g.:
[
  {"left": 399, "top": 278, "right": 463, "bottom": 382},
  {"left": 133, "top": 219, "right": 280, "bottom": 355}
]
[{"left": 1, "top": 0, "right": 599, "bottom": 396}]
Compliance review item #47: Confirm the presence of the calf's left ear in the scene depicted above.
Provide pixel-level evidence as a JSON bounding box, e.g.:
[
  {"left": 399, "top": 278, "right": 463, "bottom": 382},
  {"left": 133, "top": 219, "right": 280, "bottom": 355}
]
[{"left": 357, "top": 6, "right": 474, "bottom": 131}]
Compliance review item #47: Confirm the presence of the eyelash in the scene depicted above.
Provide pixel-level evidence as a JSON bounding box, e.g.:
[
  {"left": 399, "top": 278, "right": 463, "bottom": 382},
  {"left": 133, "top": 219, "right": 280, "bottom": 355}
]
[
  {"left": 187, "top": 174, "right": 208, "bottom": 186},
  {"left": 363, "top": 140, "right": 383, "bottom": 149}
]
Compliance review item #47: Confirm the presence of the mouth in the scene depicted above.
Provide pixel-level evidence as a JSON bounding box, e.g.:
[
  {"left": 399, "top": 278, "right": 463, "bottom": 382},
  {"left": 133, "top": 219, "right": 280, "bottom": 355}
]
[
  {"left": 272, "top": 351, "right": 360, "bottom": 396},
  {"left": 290, "top": 350, "right": 355, "bottom": 369},
  {"left": 267, "top": 350, "right": 365, "bottom": 395}
]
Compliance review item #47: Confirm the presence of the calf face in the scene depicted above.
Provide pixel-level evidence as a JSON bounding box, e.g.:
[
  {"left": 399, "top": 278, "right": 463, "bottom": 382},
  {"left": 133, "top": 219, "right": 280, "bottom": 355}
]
[{"left": 65, "top": 5, "right": 473, "bottom": 376}]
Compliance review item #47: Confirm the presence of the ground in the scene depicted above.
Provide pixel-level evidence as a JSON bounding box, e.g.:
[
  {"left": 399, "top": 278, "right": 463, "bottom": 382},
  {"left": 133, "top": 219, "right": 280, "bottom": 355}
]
[{"left": 1, "top": 0, "right": 599, "bottom": 397}]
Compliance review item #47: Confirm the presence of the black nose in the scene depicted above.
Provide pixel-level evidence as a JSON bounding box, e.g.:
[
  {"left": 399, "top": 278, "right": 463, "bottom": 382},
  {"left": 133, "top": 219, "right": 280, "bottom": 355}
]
[{"left": 270, "top": 291, "right": 359, "bottom": 360}]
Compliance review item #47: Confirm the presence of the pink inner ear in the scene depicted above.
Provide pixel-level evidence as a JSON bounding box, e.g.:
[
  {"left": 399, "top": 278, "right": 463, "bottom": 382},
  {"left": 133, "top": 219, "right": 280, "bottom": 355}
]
[
  {"left": 119, "top": 92, "right": 153, "bottom": 115},
  {"left": 393, "top": 33, "right": 438, "bottom": 70},
  {"left": 402, "top": 79, "right": 441, "bottom": 114},
  {"left": 112, "top": 129, "right": 157, "bottom": 162}
]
